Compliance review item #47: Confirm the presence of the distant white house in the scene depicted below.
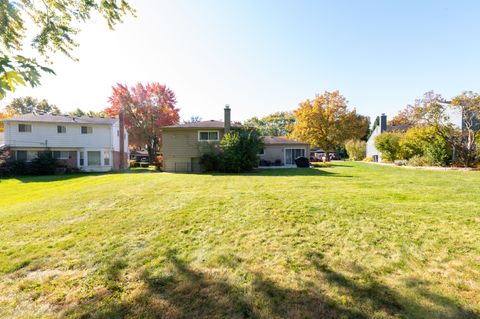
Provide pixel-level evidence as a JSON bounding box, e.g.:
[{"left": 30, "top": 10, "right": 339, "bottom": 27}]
[{"left": 1, "top": 113, "right": 129, "bottom": 172}]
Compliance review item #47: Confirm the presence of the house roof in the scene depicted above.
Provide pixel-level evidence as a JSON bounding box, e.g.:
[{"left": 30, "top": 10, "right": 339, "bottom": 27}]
[
  {"left": 2, "top": 113, "right": 118, "bottom": 125},
  {"left": 386, "top": 124, "right": 413, "bottom": 133},
  {"left": 263, "top": 136, "right": 309, "bottom": 145},
  {"left": 161, "top": 120, "right": 241, "bottom": 129}
]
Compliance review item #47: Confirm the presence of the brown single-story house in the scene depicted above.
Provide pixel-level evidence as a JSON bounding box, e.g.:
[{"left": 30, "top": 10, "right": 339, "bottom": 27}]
[{"left": 160, "top": 106, "right": 310, "bottom": 172}]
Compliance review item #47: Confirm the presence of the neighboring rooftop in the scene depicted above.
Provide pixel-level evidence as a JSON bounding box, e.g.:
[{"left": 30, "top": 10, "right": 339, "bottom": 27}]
[
  {"left": 2, "top": 113, "right": 118, "bottom": 125},
  {"left": 386, "top": 124, "right": 413, "bottom": 133},
  {"left": 162, "top": 120, "right": 241, "bottom": 129},
  {"left": 263, "top": 136, "right": 309, "bottom": 145}
]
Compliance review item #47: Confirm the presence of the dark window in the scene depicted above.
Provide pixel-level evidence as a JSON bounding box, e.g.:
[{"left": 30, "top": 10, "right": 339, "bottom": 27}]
[
  {"left": 199, "top": 131, "right": 219, "bottom": 141},
  {"left": 17, "top": 150, "right": 27, "bottom": 161},
  {"left": 258, "top": 148, "right": 265, "bottom": 155},
  {"left": 81, "top": 126, "right": 93, "bottom": 134},
  {"left": 18, "top": 124, "right": 32, "bottom": 132},
  {"left": 53, "top": 151, "right": 69, "bottom": 159},
  {"left": 57, "top": 125, "right": 66, "bottom": 133}
]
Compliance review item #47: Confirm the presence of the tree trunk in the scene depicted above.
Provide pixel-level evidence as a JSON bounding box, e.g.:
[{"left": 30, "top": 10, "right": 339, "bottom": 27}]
[{"left": 324, "top": 151, "right": 330, "bottom": 162}]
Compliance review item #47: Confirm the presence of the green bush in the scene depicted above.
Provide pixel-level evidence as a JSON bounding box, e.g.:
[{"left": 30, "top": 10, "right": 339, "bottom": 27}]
[
  {"left": 407, "top": 155, "right": 434, "bottom": 167},
  {"left": 400, "top": 126, "right": 450, "bottom": 166},
  {"left": 200, "top": 153, "right": 223, "bottom": 172},
  {"left": 374, "top": 132, "right": 402, "bottom": 162},
  {"left": 220, "top": 128, "right": 263, "bottom": 173},
  {"left": 29, "top": 151, "right": 58, "bottom": 175},
  {"left": 344, "top": 139, "right": 366, "bottom": 161}
]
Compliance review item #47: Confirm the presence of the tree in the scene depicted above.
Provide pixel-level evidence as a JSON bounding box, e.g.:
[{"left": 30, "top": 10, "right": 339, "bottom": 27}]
[
  {"left": 374, "top": 132, "right": 402, "bottom": 162},
  {"left": 0, "top": 111, "right": 8, "bottom": 132},
  {"left": 69, "top": 108, "right": 106, "bottom": 117},
  {"left": 344, "top": 139, "right": 366, "bottom": 161},
  {"left": 183, "top": 116, "right": 202, "bottom": 124},
  {"left": 400, "top": 126, "right": 450, "bottom": 166},
  {"left": 389, "top": 105, "right": 417, "bottom": 126},
  {"left": 290, "top": 91, "right": 369, "bottom": 160},
  {"left": 105, "top": 82, "right": 180, "bottom": 162},
  {"left": 451, "top": 91, "right": 480, "bottom": 167},
  {"left": 5, "top": 96, "right": 61, "bottom": 115},
  {"left": 0, "top": 0, "right": 134, "bottom": 98},
  {"left": 244, "top": 111, "right": 296, "bottom": 136},
  {"left": 220, "top": 128, "right": 263, "bottom": 172}
]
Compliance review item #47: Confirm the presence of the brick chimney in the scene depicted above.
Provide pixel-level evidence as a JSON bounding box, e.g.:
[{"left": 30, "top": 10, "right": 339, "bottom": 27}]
[
  {"left": 380, "top": 113, "right": 387, "bottom": 133},
  {"left": 224, "top": 104, "right": 231, "bottom": 133}
]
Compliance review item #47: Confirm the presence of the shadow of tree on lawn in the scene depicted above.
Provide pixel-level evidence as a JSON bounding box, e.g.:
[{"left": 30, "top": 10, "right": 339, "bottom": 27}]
[{"left": 64, "top": 250, "right": 479, "bottom": 319}]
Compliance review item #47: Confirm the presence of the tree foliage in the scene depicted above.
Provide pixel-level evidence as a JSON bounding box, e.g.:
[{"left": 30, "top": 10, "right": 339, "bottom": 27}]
[
  {"left": 400, "top": 126, "right": 450, "bottom": 166},
  {"left": 0, "top": 0, "right": 134, "bottom": 98},
  {"left": 105, "top": 82, "right": 180, "bottom": 162},
  {"left": 220, "top": 128, "right": 263, "bottom": 172},
  {"left": 290, "top": 91, "right": 369, "bottom": 156},
  {"left": 5, "top": 96, "right": 60, "bottom": 115},
  {"left": 344, "top": 139, "right": 366, "bottom": 161},
  {"left": 374, "top": 132, "right": 402, "bottom": 162},
  {"left": 69, "top": 108, "right": 106, "bottom": 117},
  {"left": 244, "top": 111, "right": 295, "bottom": 136}
]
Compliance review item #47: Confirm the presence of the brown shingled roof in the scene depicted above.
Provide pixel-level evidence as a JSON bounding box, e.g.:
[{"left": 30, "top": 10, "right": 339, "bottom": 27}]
[
  {"left": 2, "top": 113, "right": 118, "bottom": 125},
  {"left": 161, "top": 120, "right": 241, "bottom": 129},
  {"left": 263, "top": 136, "right": 309, "bottom": 145}
]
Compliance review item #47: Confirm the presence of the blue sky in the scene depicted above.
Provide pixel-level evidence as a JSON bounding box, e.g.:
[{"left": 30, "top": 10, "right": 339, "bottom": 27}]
[{"left": 2, "top": 0, "right": 479, "bottom": 123}]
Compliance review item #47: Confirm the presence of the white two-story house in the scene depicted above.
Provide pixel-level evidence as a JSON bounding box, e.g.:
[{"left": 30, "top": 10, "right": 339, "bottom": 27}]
[{"left": 1, "top": 113, "right": 129, "bottom": 172}]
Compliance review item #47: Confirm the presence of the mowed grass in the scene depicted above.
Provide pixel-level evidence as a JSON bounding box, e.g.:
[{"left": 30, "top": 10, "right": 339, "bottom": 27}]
[{"left": 0, "top": 162, "right": 479, "bottom": 319}]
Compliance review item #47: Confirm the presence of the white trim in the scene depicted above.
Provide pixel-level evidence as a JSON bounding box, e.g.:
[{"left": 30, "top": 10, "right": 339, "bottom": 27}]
[{"left": 198, "top": 130, "right": 220, "bottom": 142}]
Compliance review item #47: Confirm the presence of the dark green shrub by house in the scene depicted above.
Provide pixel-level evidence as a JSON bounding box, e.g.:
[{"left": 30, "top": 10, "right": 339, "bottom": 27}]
[{"left": 220, "top": 128, "right": 263, "bottom": 172}]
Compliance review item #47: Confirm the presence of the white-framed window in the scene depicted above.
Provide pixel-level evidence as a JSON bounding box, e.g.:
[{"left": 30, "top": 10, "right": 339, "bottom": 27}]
[
  {"left": 87, "top": 151, "right": 101, "bottom": 165},
  {"left": 18, "top": 124, "right": 32, "bottom": 133},
  {"left": 79, "top": 152, "right": 84, "bottom": 166},
  {"left": 104, "top": 152, "right": 110, "bottom": 165},
  {"left": 53, "top": 151, "right": 69, "bottom": 159},
  {"left": 258, "top": 147, "right": 265, "bottom": 155},
  {"left": 57, "top": 125, "right": 66, "bottom": 133},
  {"left": 81, "top": 126, "right": 93, "bottom": 134},
  {"left": 16, "top": 150, "right": 38, "bottom": 162},
  {"left": 198, "top": 131, "right": 219, "bottom": 141}
]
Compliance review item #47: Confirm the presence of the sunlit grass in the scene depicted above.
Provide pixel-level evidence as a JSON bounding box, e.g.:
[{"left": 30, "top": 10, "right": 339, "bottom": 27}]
[{"left": 0, "top": 162, "right": 479, "bottom": 318}]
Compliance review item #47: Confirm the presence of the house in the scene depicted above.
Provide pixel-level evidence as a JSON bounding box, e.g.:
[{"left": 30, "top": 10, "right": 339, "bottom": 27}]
[
  {"left": 160, "top": 106, "right": 310, "bottom": 172},
  {"left": 366, "top": 114, "right": 412, "bottom": 162},
  {"left": 1, "top": 113, "right": 129, "bottom": 172}
]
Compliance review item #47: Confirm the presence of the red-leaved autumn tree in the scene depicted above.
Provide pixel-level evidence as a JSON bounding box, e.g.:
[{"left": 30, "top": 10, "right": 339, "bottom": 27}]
[{"left": 105, "top": 83, "right": 180, "bottom": 162}]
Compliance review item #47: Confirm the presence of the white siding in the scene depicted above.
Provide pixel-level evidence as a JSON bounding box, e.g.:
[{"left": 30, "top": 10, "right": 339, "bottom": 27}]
[
  {"left": 366, "top": 125, "right": 382, "bottom": 161},
  {"left": 5, "top": 121, "right": 114, "bottom": 149},
  {"left": 111, "top": 121, "right": 129, "bottom": 152}
]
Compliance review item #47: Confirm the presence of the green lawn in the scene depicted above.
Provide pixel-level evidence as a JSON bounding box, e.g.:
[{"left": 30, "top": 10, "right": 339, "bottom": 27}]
[{"left": 1, "top": 162, "right": 479, "bottom": 319}]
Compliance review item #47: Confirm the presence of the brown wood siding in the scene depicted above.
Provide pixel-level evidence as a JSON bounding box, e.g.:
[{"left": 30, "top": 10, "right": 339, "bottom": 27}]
[{"left": 161, "top": 128, "right": 224, "bottom": 172}]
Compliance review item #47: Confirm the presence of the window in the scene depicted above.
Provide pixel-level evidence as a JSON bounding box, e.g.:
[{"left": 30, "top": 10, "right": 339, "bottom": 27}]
[
  {"left": 81, "top": 126, "right": 93, "bottom": 134},
  {"left": 57, "top": 125, "right": 66, "bottom": 133},
  {"left": 16, "top": 150, "right": 27, "bottom": 161},
  {"left": 18, "top": 124, "right": 32, "bottom": 132},
  {"left": 16, "top": 150, "right": 38, "bottom": 162},
  {"left": 198, "top": 131, "right": 219, "bottom": 141},
  {"left": 258, "top": 148, "right": 265, "bottom": 155},
  {"left": 285, "top": 148, "right": 306, "bottom": 165},
  {"left": 53, "top": 151, "right": 69, "bottom": 159},
  {"left": 104, "top": 152, "right": 110, "bottom": 165},
  {"left": 87, "top": 151, "right": 101, "bottom": 165},
  {"left": 80, "top": 152, "right": 84, "bottom": 166}
]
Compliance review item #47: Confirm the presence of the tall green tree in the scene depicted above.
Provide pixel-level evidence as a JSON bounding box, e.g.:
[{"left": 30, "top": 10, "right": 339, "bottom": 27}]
[
  {"left": 5, "top": 96, "right": 60, "bottom": 115},
  {"left": 244, "top": 111, "right": 295, "bottom": 136},
  {"left": 290, "top": 91, "right": 369, "bottom": 160},
  {"left": 0, "top": 0, "right": 134, "bottom": 98}
]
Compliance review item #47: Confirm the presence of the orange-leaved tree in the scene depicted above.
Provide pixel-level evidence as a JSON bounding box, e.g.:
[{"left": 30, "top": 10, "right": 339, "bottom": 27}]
[
  {"left": 290, "top": 91, "right": 369, "bottom": 160},
  {"left": 105, "top": 83, "right": 180, "bottom": 162}
]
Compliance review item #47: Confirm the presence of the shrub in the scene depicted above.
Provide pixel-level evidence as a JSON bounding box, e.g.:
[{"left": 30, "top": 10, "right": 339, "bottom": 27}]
[
  {"left": 220, "top": 128, "right": 263, "bottom": 172},
  {"left": 363, "top": 156, "right": 373, "bottom": 162},
  {"left": 154, "top": 156, "right": 163, "bottom": 171},
  {"left": 29, "top": 151, "right": 58, "bottom": 175},
  {"left": 200, "top": 153, "right": 223, "bottom": 172},
  {"left": 374, "top": 132, "right": 402, "bottom": 162},
  {"left": 128, "top": 159, "right": 137, "bottom": 167},
  {"left": 407, "top": 155, "right": 434, "bottom": 167},
  {"left": 400, "top": 126, "right": 450, "bottom": 166},
  {"left": 344, "top": 139, "right": 366, "bottom": 161}
]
